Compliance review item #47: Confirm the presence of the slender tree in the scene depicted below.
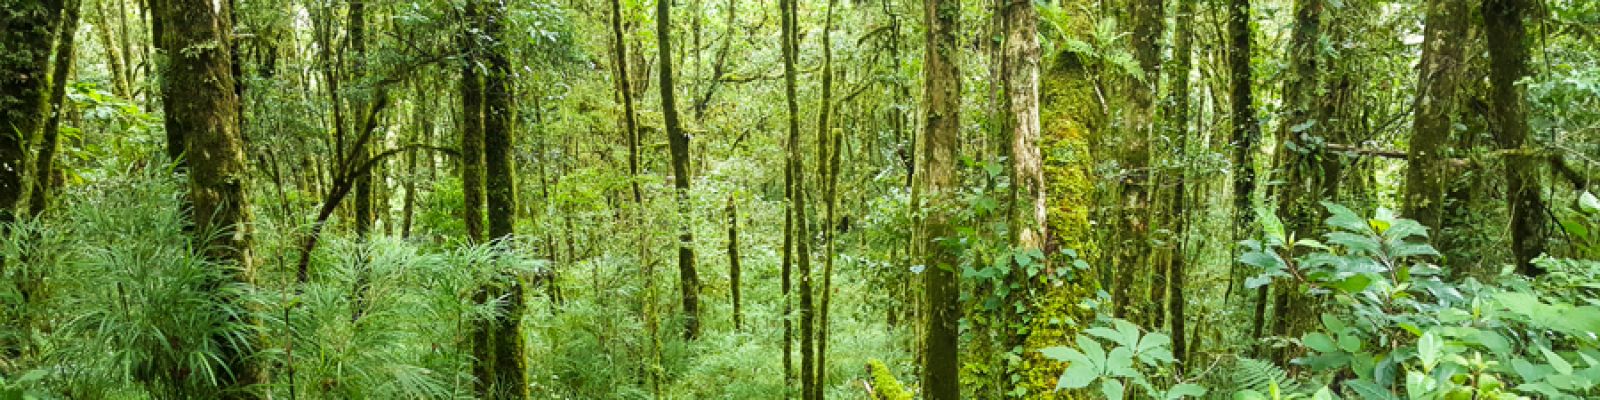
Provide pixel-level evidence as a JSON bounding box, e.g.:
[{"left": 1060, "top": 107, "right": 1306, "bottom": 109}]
[
  {"left": 1166, "top": 0, "right": 1195, "bottom": 369},
  {"left": 610, "top": 0, "right": 642, "bottom": 203},
  {"left": 813, "top": 0, "right": 839, "bottom": 397},
  {"left": 656, "top": 0, "right": 702, "bottom": 341},
  {"left": 920, "top": 0, "right": 962, "bottom": 397},
  {"left": 1484, "top": 0, "right": 1547, "bottom": 276},
  {"left": 30, "top": 0, "right": 81, "bottom": 217},
  {"left": 727, "top": 195, "right": 742, "bottom": 330}
]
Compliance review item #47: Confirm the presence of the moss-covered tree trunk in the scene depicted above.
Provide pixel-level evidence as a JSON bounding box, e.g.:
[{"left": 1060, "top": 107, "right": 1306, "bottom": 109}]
[
  {"left": 919, "top": 0, "right": 961, "bottom": 397},
  {"left": 1484, "top": 0, "right": 1547, "bottom": 276},
  {"left": 1165, "top": 0, "right": 1194, "bottom": 369},
  {"left": 30, "top": 0, "right": 80, "bottom": 217},
  {"left": 153, "top": 0, "right": 260, "bottom": 395},
  {"left": 1404, "top": 0, "right": 1468, "bottom": 233},
  {"left": 0, "top": 0, "right": 64, "bottom": 224},
  {"left": 1269, "top": 0, "right": 1323, "bottom": 364},
  {"left": 657, "top": 0, "right": 702, "bottom": 343},
  {"left": 1113, "top": 0, "right": 1162, "bottom": 323},
  {"left": 482, "top": 0, "right": 525, "bottom": 396}
]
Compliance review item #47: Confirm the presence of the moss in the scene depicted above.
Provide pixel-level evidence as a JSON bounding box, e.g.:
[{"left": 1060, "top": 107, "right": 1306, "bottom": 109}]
[
  {"left": 867, "top": 359, "right": 912, "bottom": 400},
  {"left": 1014, "top": 56, "right": 1101, "bottom": 400}
]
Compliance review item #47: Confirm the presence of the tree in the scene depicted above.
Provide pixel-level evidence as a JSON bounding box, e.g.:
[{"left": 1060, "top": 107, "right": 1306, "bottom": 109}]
[
  {"left": 1231, "top": 0, "right": 1271, "bottom": 349},
  {"left": 1484, "top": 0, "right": 1548, "bottom": 276},
  {"left": 1404, "top": 0, "right": 1468, "bottom": 234},
  {"left": 656, "top": 0, "right": 702, "bottom": 342},
  {"left": 778, "top": 0, "right": 816, "bottom": 394},
  {"left": 1268, "top": 0, "right": 1323, "bottom": 362},
  {"left": 1113, "top": 0, "right": 1162, "bottom": 323},
  {"left": 30, "top": 0, "right": 81, "bottom": 217},
  {"left": 919, "top": 0, "right": 961, "bottom": 397},
  {"left": 1165, "top": 0, "right": 1195, "bottom": 369},
  {"left": 1, "top": 0, "right": 65, "bottom": 223},
  {"left": 153, "top": 0, "right": 260, "bottom": 395},
  {"left": 482, "top": 0, "right": 526, "bottom": 396},
  {"left": 461, "top": 0, "right": 487, "bottom": 244}
]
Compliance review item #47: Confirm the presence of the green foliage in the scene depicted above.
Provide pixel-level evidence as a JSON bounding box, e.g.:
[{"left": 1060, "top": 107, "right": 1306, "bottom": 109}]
[
  {"left": 1244, "top": 203, "right": 1600, "bottom": 399},
  {"left": 1039, "top": 318, "right": 1205, "bottom": 399}
]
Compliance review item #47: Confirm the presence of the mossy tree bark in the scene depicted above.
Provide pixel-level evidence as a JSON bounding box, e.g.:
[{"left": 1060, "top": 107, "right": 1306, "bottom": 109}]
[
  {"left": 482, "top": 0, "right": 526, "bottom": 396},
  {"left": 0, "top": 0, "right": 64, "bottom": 224},
  {"left": 1404, "top": 0, "right": 1468, "bottom": 234},
  {"left": 779, "top": 0, "right": 811, "bottom": 395},
  {"left": 153, "top": 0, "right": 260, "bottom": 395},
  {"left": 919, "top": 0, "right": 961, "bottom": 397},
  {"left": 1114, "top": 0, "right": 1162, "bottom": 324},
  {"left": 1165, "top": 0, "right": 1194, "bottom": 369},
  {"left": 1269, "top": 0, "right": 1323, "bottom": 364},
  {"left": 656, "top": 0, "right": 702, "bottom": 341},
  {"left": 813, "top": 0, "right": 839, "bottom": 397},
  {"left": 30, "top": 0, "right": 80, "bottom": 217},
  {"left": 1484, "top": 0, "right": 1548, "bottom": 276}
]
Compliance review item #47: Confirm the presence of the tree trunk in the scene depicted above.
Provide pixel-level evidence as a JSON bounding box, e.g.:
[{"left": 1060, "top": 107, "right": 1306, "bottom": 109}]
[
  {"left": 778, "top": 0, "right": 816, "bottom": 395},
  {"left": 1230, "top": 0, "right": 1271, "bottom": 350},
  {"left": 1003, "top": 0, "right": 1045, "bottom": 253},
  {"left": 1114, "top": 0, "right": 1162, "bottom": 324},
  {"left": 1166, "top": 0, "right": 1194, "bottom": 370},
  {"left": 153, "top": 0, "right": 259, "bottom": 394},
  {"left": 609, "top": 0, "right": 642, "bottom": 204},
  {"left": 813, "top": 0, "right": 838, "bottom": 397},
  {"left": 93, "top": 0, "right": 132, "bottom": 99},
  {"left": 1484, "top": 0, "right": 1547, "bottom": 276},
  {"left": 919, "top": 0, "right": 961, "bottom": 397},
  {"left": 31, "top": 0, "right": 81, "bottom": 217},
  {"left": 460, "top": 1, "right": 487, "bottom": 245},
  {"left": 1404, "top": 0, "right": 1468, "bottom": 233},
  {"left": 656, "top": 0, "right": 702, "bottom": 342},
  {"left": 1, "top": 0, "right": 63, "bottom": 223},
  {"left": 482, "top": 0, "right": 525, "bottom": 396},
  {"left": 1269, "top": 0, "right": 1322, "bottom": 364},
  {"left": 350, "top": 0, "right": 372, "bottom": 238},
  {"left": 727, "top": 196, "right": 742, "bottom": 331}
]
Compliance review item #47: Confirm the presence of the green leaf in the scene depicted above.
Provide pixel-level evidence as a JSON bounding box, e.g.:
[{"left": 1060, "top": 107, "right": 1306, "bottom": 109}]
[
  {"left": 1105, "top": 346, "right": 1137, "bottom": 377},
  {"left": 1580, "top": 192, "right": 1600, "bottom": 215},
  {"left": 1329, "top": 274, "right": 1374, "bottom": 293},
  {"left": 1057, "top": 360, "right": 1098, "bottom": 390},
  {"left": 1418, "top": 332, "right": 1442, "bottom": 371},
  {"left": 1543, "top": 347, "right": 1574, "bottom": 375},
  {"left": 1056, "top": 361, "right": 1094, "bottom": 388},
  {"left": 1338, "top": 333, "right": 1362, "bottom": 353},
  {"left": 1101, "top": 378, "right": 1125, "bottom": 400},
  {"left": 1322, "top": 202, "right": 1369, "bottom": 232},
  {"left": 1304, "top": 332, "right": 1338, "bottom": 353},
  {"left": 1078, "top": 335, "right": 1106, "bottom": 371},
  {"left": 1040, "top": 346, "right": 1087, "bottom": 364},
  {"left": 1165, "top": 383, "right": 1207, "bottom": 399}
]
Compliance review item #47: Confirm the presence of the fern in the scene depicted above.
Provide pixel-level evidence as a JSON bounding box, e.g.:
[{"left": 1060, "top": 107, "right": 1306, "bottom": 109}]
[{"left": 1227, "top": 357, "right": 1299, "bottom": 395}]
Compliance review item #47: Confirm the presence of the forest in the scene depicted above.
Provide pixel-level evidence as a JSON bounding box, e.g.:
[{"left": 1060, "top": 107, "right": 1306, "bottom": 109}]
[{"left": 2, "top": 0, "right": 1600, "bottom": 398}]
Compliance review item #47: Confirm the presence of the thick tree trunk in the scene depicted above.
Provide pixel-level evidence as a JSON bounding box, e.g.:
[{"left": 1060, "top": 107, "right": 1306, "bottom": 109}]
[
  {"left": 919, "top": 0, "right": 961, "bottom": 397},
  {"left": 31, "top": 0, "right": 81, "bottom": 217},
  {"left": 1, "top": 0, "right": 63, "bottom": 223},
  {"left": 657, "top": 0, "right": 702, "bottom": 342},
  {"left": 1003, "top": 0, "right": 1045, "bottom": 253},
  {"left": 1269, "top": 0, "right": 1322, "bottom": 364},
  {"left": 1405, "top": 0, "right": 1468, "bottom": 233},
  {"left": 1484, "top": 0, "right": 1547, "bottom": 276},
  {"left": 460, "top": 2, "right": 487, "bottom": 245},
  {"left": 482, "top": 0, "right": 525, "bottom": 396},
  {"left": 153, "top": 0, "right": 259, "bottom": 395},
  {"left": 1114, "top": 0, "right": 1162, "bottom": 324}
]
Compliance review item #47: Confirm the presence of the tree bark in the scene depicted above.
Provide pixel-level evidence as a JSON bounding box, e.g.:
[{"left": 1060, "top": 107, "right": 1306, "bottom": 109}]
[
  {"left": 153, "top": 0, "right": 260, "bottom": 395},
  {"left": 30, "top": 0, "right": 81, "bottom": 217},
  {"left": 813, "top": 0, "right": 839, "bottom": 397},
  {"left": 482, "top": 0, "right": 525, "bottom": 396},
  {"left": 1, "top": 0, "right": 64, "bottom": 223},
  {"left": 727, "top": 196, "right": 742, "bottom": 331},
  {"left": 657, "top": 0, "right": 702, "bottom": 342},
  {"left": 778, "top": 0, "right": 815, "bottom": 394},
  {"left": 1166, "top": 0, "right": 1194, "bottom": 370},
  {"left": 919, "top": 0, "right": 961, "bottom": 397},
  {"left": 609, "top": 0, "right": 642, "bottom": 204},
  {"left": 1405, "top": 0, "right": 1468, "bottom": 233},
  {"left": 1269, "top": 0, "right": 1322, "bottom": 364},
  {"left": 1484, "top": 0, "right": 1547, "bottom": 276}
]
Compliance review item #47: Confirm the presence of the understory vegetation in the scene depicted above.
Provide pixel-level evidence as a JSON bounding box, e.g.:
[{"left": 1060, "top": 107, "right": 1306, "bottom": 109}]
[{"left": 3, "top": 0, "right": 1600, "bottom": 399}]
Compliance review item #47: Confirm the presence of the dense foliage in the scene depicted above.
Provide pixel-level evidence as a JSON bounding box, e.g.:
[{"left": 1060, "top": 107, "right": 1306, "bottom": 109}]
[{"left": 2, "top": 0, "right": 1599, "bottom": 399}]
